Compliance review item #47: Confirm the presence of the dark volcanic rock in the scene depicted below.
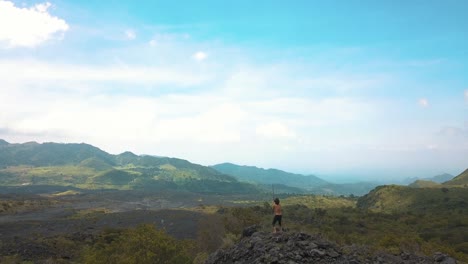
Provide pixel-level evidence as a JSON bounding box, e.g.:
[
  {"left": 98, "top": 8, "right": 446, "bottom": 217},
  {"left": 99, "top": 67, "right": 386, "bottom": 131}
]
[
  {"left": 434, "top": 252, "right": 457, "bottom": 264},
  {"left": 205, "top": 232, "right": 455, "bottom": 264},
  {"left": 242, "top": 225, "right": 260, "bottom": 238}
]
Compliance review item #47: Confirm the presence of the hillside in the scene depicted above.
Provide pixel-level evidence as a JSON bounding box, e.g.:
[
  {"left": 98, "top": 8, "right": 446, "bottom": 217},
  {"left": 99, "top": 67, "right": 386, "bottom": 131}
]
[
  {"left": 444, "top": 169, "right": 468, "bottom": 186},
  {"left": 357, "top": 184, "right": 468, "bottom": 212},
  {"left": 0, "top": 141, "right": 115, "bottom": 167},
  {"left": 0, "top": 140, "right": 257, "bottom": 194}
]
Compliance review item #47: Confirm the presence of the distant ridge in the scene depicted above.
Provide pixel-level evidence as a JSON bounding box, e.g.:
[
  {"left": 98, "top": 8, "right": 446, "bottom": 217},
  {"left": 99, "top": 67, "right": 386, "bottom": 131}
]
[
  {"left": 211, "top": 163, "right": 378, "bottom": 196},
  {"left": 431, "top": 173, "right": 455, "bottom": 183},
  {"left": 404, "top": 173, "right": 455, "bottom": 185},
  {"left": 211, "top": 162, "right": 328, "bottom": 189}
]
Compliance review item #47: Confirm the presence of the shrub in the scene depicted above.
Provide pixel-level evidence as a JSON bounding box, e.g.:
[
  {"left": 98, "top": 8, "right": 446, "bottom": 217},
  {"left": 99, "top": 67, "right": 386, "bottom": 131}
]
[
  {"left": 196, "top": 214, "right": 225, "bottom": 253},
  {"left": 222, "top": 207, "right": 262, "bottom": 236},
  {"left": 82, "top": 224, "right": 194, "bottom": 264}
]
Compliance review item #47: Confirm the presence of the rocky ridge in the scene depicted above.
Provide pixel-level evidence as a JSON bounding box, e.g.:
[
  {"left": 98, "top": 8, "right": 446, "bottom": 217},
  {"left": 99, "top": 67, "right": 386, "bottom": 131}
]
[{"left": 206, "top": 226, "right": 457, "bottom": 264}]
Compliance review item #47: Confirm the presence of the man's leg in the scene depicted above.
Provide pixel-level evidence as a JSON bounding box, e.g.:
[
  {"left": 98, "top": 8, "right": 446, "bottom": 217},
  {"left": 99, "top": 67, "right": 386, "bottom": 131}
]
[{"left": 272, "top": 216, "right": 278, "bottom": 233}]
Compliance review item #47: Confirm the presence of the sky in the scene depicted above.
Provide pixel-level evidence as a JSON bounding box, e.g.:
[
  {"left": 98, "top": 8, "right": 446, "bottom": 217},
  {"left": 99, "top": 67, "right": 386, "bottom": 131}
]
[{"left": 0, "top": 0, "right": 467, "bottom": 182}]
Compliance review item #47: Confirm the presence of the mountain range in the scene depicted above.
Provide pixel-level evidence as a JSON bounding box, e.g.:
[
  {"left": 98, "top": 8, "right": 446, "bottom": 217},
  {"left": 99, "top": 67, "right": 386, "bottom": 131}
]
[
  {"left": 0, "top": 139, "right": 256, "bottom": 194},
  {"left": 0, "top": 139, "right": 374, "bottom": 195},
  {"left": 1, "top": 139, "right": 466, "bottom": 196}
]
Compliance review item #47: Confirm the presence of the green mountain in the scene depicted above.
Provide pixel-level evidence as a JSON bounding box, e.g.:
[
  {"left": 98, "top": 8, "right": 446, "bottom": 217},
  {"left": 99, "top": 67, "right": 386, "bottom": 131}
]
[
  {"left": 0, "top": 140, "right": 258, "bottom": 194},
  {"left": 357, "top": 184, "right": 468, "bottom": 213},
  {"left": 443, "top": 169, "right": 468, "bottom": 186},
  {"left": 211, "top": 163, "right": 378, "bottom": 196},
  {"left": 0, "top": 141, "right": 115, "bottom": 167}
]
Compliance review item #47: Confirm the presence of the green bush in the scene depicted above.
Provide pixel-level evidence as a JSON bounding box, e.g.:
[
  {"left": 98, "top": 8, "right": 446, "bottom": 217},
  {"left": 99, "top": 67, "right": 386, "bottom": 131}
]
[
  {"left": 222, "top": 207, "right": 262, "bottom": 236},
  {"left": 82, "top": 224, "right": 194, "bottom": 264}
]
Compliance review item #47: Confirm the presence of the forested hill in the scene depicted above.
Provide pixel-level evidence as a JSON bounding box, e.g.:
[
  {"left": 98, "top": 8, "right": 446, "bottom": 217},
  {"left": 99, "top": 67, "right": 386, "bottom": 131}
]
[
  {"left": 0, "top": 139, "right": 257, "bottom": 194},
  {"left": 0, "top": 140, "right": 114, "bottom": 167},
  {"left": 0, "top": 140, "right": 230, "bottom": 179}
]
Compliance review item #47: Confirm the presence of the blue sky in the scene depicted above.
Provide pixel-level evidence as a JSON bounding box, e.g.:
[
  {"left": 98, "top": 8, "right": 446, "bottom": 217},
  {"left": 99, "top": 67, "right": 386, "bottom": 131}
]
[{"left": 0, "top": 0, "right": 467, "bottom": 182}]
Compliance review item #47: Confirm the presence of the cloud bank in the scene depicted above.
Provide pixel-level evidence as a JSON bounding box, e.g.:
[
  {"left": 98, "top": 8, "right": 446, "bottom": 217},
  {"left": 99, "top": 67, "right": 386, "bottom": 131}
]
[{"left": 0, "top": 1, "right": 69, "bottom": 48}]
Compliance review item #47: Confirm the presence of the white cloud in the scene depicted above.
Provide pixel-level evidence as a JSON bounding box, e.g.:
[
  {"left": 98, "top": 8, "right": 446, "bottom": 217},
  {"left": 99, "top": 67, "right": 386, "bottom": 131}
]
[
  {"left": 149, "top": 39, "right": 157, "bottom": 46},
  {"left": 0, "top": 59, "right": 210, "bottom": 88},
  {"left": 256, "top": 122, "right": 296, "bottom": 139},
  {"left": 193, "top": 51, "right": 207, "bottom": 61},
  {"left": 0, "top": 92, "right": 247, "bottom": 147},
  {"left": 418, "top": 98, "right": 429, "bottom": 107},
  {"left": 154, "top": 103, "right": 245, "bottom": 143},
  {"left": 0, "top": 0, "right": 69, "bottom": 47},
  {"left": 246, "top": 97, "right": 372, "bottom": 127},
  {"left": 35, "top": 2, "right": 51, "bottom": 13},
  {"left": 125, "top": 29, "right": 136, "bottom": 40},
  {"left": 464, "top": 89, "right": 468, "bottom": 103}
]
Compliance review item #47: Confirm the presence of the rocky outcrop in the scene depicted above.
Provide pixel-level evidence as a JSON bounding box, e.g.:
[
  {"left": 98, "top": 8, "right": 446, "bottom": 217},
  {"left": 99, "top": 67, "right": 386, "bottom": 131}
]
[{"left": 206, "top": 227, "right": 457, "bottom": 264}]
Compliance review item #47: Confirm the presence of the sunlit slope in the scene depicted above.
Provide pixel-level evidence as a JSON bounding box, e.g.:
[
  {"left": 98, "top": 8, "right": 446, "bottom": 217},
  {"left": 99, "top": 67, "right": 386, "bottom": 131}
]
[
  {"left": 443, "top": 169, "right": 468, "bottom": 186},
  {"left": 357, "top": 185, "right": 468, "bottom": 212}
]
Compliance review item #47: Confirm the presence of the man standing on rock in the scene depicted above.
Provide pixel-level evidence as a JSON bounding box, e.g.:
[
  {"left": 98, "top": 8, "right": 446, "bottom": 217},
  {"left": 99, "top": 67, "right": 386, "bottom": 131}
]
[{"left": 272, "top": 198, "right": 282, "bottom": 233}]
